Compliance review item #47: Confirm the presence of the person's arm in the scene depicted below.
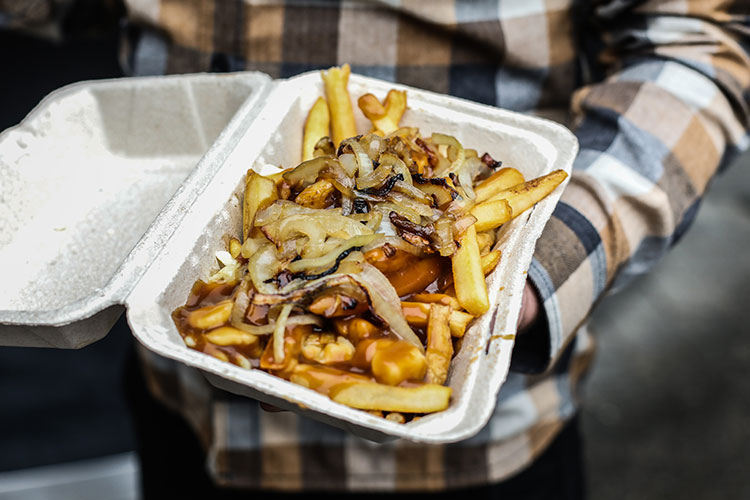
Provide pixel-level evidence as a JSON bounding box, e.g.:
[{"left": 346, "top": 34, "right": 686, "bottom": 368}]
[{"left": 514, "top": 0, "right": 750, "bottom": 373}]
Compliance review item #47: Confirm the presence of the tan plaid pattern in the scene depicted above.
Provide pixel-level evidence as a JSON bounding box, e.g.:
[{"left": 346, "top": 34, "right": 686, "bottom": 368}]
[{"left": 120, "top": 0, "right": 750, "bottom": 492}]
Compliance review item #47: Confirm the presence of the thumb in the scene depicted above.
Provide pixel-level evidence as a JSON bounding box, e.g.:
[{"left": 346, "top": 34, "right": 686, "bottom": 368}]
[{"left": 516, "top": 280, "right": 541, "bottom": 333}]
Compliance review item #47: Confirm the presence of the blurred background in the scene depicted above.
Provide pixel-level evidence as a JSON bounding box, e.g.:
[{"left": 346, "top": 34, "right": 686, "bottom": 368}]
[{"left": 1, "top": 2, "right": 748, "bottom": 499}]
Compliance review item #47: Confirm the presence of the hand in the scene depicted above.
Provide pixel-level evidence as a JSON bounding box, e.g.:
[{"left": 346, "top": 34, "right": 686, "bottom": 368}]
[{"left": 516, "top": 280, "right": 541, "bottom": 333}]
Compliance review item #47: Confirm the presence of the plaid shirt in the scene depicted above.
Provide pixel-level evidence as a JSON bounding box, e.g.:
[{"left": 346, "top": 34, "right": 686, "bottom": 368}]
[{"left": 117, "top": 0, "right": 750, "bottom": 492}]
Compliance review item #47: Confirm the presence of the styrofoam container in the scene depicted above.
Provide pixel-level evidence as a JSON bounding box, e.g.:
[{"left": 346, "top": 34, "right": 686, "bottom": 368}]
[{"left": 0, "top": 71, "right": 577, "bottom": 443}]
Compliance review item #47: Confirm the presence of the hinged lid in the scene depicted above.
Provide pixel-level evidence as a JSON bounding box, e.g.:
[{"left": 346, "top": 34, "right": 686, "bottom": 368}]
[{"left": 0, "top": 72, "right": 273, "bottom": 347}]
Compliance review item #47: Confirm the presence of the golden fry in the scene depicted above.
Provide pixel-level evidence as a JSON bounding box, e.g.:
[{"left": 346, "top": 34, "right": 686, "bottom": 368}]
[
  {"left": 243, "top": 171, "right": 278, "bottom": 240},
  {"left": 204, "top": 326, "right": 259, "bottom": 347},
  {"left": 411, "top": 293, "right": 461, "bottom": 310},
  {"left": 357, "top": 89, "right": 407, "bottom": 136},
  {"left": 228, "top": 237, "right": 242, "bottom": 259},
  {"left": 452, "top": 225, "right": 490, "bottom": 315},
  {"left": 492, "top": 169, "right": 567, "bottom": 212},
  {"left": 302, "top": 96, "right": 330, "bottom": 161},
  {"left": 321, "top": 64, "right": 357, "bottom": 145},
  {"left": 476, "top": 230, "right": 496, "bottom": 256},
  {"left": 385, "top": 412, "right": 406, "bottom": 424},
  {"left": 371, "top": 340, "right": 427, "bottom": 386},
  {"left": 426, "top": 304, "right": 453, "bottom": 385},
  {"left": 188, "top": 300, "right": 233, "bottom": 330},
  {"left": 470, "top": 198, "right": 512, "bottom": 232},
  {"left": 472, "top": 170, "right": 568, "bottom": 232},
  {"left": 267, "top": 168, "right": 291, "bottom": 185},
  {"left": 260, "top": 323, "right": 308, "bottom": 376},
  {"left": 481, "top": 249, "right": 502, "bottom": 275},
  {"left": 401, "top": 302, "right": 474, "bottom": 338},
  {"left": 330, "top": 382, "right": 452, "bottom": 413},
  {"left": 290, "top": 363, "right": 372, "bottom": 396},
  {"left": 474, "top": 167, "right": 525, "bottom": 203}
]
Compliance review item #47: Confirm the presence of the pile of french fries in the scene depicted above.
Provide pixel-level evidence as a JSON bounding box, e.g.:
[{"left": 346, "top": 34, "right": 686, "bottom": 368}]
[{"left": 171, "top": 64, "right": 567, "bottom": 421}]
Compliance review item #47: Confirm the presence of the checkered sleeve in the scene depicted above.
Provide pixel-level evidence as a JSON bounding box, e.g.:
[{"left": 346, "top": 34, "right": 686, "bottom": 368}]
[{"left": 524, "top": 0, "right": 750, "bottom": 371}]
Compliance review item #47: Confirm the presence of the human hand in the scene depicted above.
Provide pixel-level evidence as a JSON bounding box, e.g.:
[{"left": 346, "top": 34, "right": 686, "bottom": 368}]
[{"left": 516, "top": 280, "right": 541, "bottom": 333}]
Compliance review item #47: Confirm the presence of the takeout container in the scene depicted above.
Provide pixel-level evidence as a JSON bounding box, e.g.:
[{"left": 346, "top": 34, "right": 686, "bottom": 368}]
[{"left": 0, "top": 70, "right": 577, "bottom": 443}]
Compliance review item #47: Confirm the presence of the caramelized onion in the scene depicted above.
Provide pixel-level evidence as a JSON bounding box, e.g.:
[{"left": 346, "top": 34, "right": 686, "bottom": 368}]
[
  {"left": 341, "top": 137, "right": 373, "bottom": 178},
  {"left": 283, "top": 156, "right": 339, "bottom": 189},
  {"left": 379, "top": 153, "right": 411, "bottom": 185},
  {"left": 356, "top": 163, "right": 393, "bottom": 190},
  {"left": 352, "top": 263, "right": 423, "bottom": 350},
  {"left": 457, "top": 156, "right": 484, "bottom": 200},
  {"left": 431, "top": 133, "right": 465, "bottom": 177},
  {"left": 387, "top": 191, "right": 434, "bottom": 218},
  {"left": 433, "top": 216, "right": 457, "bottom": 257},
  {"left": 273, "top": 304, "right": 293, "bottom": 362},
  {"left": 361, "top": 236, "right": 426, "bottom": 257},
  {"left": 248, "top": 243, "right": 283, "bottom": 293},
  {"left": 231, "top": 279, "right": 323, "bottom": 335},
  {"left": 374, "top": 202, "right": 420, "bottom": 225},
  {"left": 254, "top": 200, "right": 342, "bottom": 227},
  {"left": 287, "top": 234, "right": 381, "bottom": 274}
]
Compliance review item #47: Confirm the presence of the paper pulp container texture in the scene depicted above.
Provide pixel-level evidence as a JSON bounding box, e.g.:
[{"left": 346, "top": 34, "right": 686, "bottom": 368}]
[{"left": 0, "top": 70, "right": 577, "bottom": 443}]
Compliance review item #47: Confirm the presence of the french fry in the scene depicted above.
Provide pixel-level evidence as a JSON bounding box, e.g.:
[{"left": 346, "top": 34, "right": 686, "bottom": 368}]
[
  {"left": 290, "top": 363, "right": 372, "bottom": 396},
  {"left": 476, "top": 230, "right": 496, "bottom": 256},
  {"left": 333, "top": 317, "right": 382, "bottom": 343},
  {"left": 474, "top": 167, "right": 525, "bottom": 203},
  {"left": 438, "top": 249, "right": 501, "bottom": 294},
  {"left": 401, "top": 302, "right": 474, "bottom": 338},
  {"left": 371, "top": 340, "right": 427, "bottom": 386},
  {"left": 493, "top": 169, "right": 568, "bottom": 210},
  {"left": 469, "top": 198, "right": 512, "bottom": 232},
  {"left": 471, "top": 170, "right": 568, "bottom": 232},
  {"left": 204, "top": 326, "right": 259, "bottom": 347},
  {"left": 385, "top": 412, "right": 406, "bottom": 424},
  {"left": 330, "top": 382, "right": 452, "bottom": 413},
  {"left": 358, "top": 89, "right": 407, "bottom": 136},
  {"left": 188, "top": 300, "right": 233, "bottom": 330},
  {"left": 321, "top": 64, "right": 357, "bottom": 146},
  {"left": 384, "top": 255, "right": 444, "bottom": 297},
  {"left": 260, "top": 323, "right": 308, "bottom": 376},
  {"left": 302, "top": 96, "right": 330, "bottom": 162},
  {"left": 243, "top": 171, "right": 278, "bottom": 240},
  {"left": 411, "top": 293, "right": 461, "bottom": 310},
  {"left": 482, "top": 249, "right": 502, "bottom": 275},
  {"left": 452, "top": 225, "right": 489, "bottom": 315},
  {"left": 268, "top": 168, "right": 291, "bottom": 185},
  {"left": 426, "top": 304, "right": 453, "bottom": 385},
  {"left": 364, "top": 244, "right": 412, "bottom": 273},
  {"left": 228, "top": 237, "right": 242, "bottom": 259}
]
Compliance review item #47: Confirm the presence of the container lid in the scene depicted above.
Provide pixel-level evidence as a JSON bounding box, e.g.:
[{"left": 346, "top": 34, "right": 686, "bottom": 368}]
[{"left": 0, "top": 72, "right": 272, "bottom": 347}]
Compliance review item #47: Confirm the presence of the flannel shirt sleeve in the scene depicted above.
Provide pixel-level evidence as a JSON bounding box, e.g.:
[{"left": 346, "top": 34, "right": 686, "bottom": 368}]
[{"left": 517, "top": 0, "right": 750, "bottom": 372}]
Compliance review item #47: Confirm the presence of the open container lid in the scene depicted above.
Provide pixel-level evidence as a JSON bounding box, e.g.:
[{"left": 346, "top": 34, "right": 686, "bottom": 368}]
[
  {"left": 0, "top": 70, "right": 577, "bottom": 442},
  {"left": 0, "top": 72, "right": 272, "bottom": 348}
]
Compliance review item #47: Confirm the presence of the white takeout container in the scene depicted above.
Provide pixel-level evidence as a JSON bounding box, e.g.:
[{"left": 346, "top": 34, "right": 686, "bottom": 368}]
[{"left": 0, "top": 71, "right": 577, "bottom": 443}]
